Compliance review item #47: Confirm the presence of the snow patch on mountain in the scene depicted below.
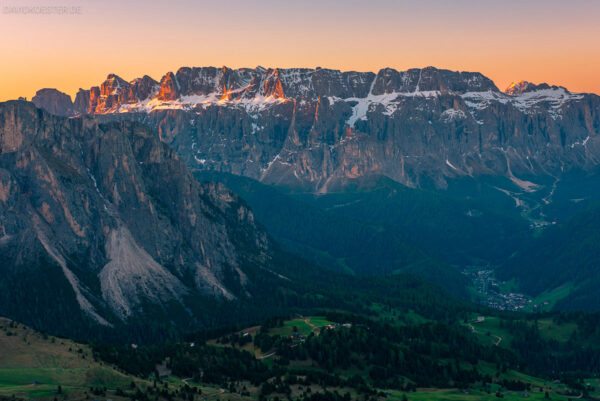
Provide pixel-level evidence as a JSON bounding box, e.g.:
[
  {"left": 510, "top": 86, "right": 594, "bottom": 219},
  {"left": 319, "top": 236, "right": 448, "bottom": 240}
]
[
  {"left": 117, "top": 93, "right": 289, "bottom": 114},
  {"left": 462, "top": 88, "right": 583, "bottom": 120},
  {"left": 511, "top": 88, "right": 584, "bottom": 119},
  {"left": 461, "top": 90, "right": 511, "bottom": 109},
  {"left": 570, "top": 136, "right": 591, "bottom": 149},
  {"left": 445, "top": 159, "right": 460, "bottom": 171},
  {"left": 441, "top": 109, "right": 467, "bottom": 122},
  {"left": 345, "top": 90, "right": 441, "bottom": 127}
]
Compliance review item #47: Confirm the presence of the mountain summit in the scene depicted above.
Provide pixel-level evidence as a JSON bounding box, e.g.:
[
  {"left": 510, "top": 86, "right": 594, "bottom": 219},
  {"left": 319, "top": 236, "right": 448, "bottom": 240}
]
[{"left": 505, "top": 80, "right": 531, "bottom": 95}]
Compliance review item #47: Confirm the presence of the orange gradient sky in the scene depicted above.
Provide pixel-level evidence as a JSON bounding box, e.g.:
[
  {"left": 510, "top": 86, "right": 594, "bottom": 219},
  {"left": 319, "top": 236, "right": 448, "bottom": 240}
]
[{"left": 1, "top": 0, "right": 600, "bottom": 101}]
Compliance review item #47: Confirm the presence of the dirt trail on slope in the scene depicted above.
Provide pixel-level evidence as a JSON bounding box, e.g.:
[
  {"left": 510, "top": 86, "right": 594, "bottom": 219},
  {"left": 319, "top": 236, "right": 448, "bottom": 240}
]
[{"left": 469, "top": 317, "right": 502, "bottom": 347}]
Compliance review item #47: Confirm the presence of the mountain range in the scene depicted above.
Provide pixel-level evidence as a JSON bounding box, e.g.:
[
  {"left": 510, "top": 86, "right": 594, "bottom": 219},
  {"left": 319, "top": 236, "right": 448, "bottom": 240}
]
[
  {"left": 10, "top": 65, "right": 600, "bottom": 337},
  {"left": 32, "top": 66, "right": 600, "bottom": 194}
]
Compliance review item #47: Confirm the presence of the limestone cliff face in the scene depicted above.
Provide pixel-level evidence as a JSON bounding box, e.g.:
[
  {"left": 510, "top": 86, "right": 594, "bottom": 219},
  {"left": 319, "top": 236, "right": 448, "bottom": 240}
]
[
  {"left": 0, "top": 101, "right": 271, "bottom": 329},
  {"left": 34, "top": 66, "right": 600, "bottom": 192},
  {"left": 31, "top": 88, "right": 77, "bottom": 117}
]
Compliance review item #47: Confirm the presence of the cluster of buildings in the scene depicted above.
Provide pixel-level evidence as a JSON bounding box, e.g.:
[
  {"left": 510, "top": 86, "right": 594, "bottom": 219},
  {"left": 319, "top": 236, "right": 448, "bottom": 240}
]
[{"left": 463, "top": 267, "right": 532, "bottom": 311}]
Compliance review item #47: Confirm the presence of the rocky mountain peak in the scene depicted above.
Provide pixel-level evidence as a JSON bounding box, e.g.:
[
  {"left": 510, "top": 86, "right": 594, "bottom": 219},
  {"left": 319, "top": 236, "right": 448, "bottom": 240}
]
[
  {"left": 370, "top": 67, "right": 498, "bottom": 95},
  {"left": 101, "top": 74, "right": 129, "bottom": 96},
  {"left": 157, "top": 71, "right": 180, "bottom": 101},
  {"left": 73, "top": 88, "right": 90, "bottom": 114},
  {"left": 505, "top": 80, "right": 566, "bottom": 95},
  {"left": 31, "top": 88, "right": 76, "bottom": 117},
  {"left": 505, "top": 80, "right": 531, "bottom": 95},
  {"left": 263, "top": 68, "right": 286, "bottom": 98},
  {"left": 127, "top": 75, "right": 159, "bottom": 103}
]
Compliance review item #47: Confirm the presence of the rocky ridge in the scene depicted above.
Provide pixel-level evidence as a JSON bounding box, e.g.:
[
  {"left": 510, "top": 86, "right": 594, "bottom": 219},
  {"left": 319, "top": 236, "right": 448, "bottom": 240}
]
[
  {"left": 32, "top": 88, "right": 78, "bottom": 117},
  {"left": 0, "top": 100, "right": 274, "bottom": 331},
  {"left": 31, "top": 66, "right": 600, "bottom": 192}
]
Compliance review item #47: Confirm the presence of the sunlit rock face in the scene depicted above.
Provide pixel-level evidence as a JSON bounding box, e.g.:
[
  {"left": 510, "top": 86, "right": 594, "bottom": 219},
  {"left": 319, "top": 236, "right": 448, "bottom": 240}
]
[
  {"left": 0, "top": 101, "right": 272, "bottom": 330},
  {"left": 35, "top": 66, "right": 600, "bottom": 191},
  {"left": 505, "top": 80, "right": 531, "bottom": 96}
]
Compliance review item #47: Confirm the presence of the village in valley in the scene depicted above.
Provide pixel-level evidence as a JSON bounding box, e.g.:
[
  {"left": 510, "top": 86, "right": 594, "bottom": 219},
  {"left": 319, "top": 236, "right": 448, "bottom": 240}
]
[{"left": 463, "top": 267, "right": 533, "bottom": 311}]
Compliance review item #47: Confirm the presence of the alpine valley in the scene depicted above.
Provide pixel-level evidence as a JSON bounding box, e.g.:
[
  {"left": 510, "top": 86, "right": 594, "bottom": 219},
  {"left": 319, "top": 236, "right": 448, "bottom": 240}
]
[
  {"left": 3, "top": 65, "right": 600, "bottom": 401},
  {"left": 27, "top": 65, "right": 600, "bottom": 310}
]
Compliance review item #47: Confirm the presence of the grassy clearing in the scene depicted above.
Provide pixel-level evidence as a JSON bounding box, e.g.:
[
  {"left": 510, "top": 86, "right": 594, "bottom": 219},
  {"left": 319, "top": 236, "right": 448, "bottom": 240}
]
[
  {"left": 387, "top": 360, "right": 580, "bottom": 401},
  {"left": 0, "top": 317, "right": 145, "bottom": 399},
  {"left": 386, "top": 388, "right": 578, "bottom": 401},
  {"left": 367, "top": 303, "right": 429, "bottom": 326},
  {"left": 209, "top": 316, "right": 336, "bottom": 359},
  {"left": 0, "top": 367, "right": 132, "bottom": 389},
  {"left": 468, "top": 314, "right": 585, "bottom": 349},
  {"left": 266, "top": 316, "right": 335, "bottom": 337},
  {"left": 270, "top": 319, "right": 313, "bottom": 337},
  {"left": 535, "top": 318, "right": 578, "bottom": 343},
  {"left": 468, "top": 316, "right": 514, "bottom": 348},
  {"left": 498, "top": 278, "right": 519, "bottom": 294},
  {"left": 584, "top": 378, "right": 600, "bottom": 398},
  {"left": 307, "top": 316, "right": 334, "bottom": 327},
  {"left": 525, "top": 284, "right": 574, "bottom": 312}
]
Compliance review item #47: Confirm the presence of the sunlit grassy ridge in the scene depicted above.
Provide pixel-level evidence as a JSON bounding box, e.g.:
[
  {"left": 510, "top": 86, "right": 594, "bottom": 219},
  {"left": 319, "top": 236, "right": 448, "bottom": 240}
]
[{"left": 0, "top": 317, "right": 141, "bottom": 398}]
